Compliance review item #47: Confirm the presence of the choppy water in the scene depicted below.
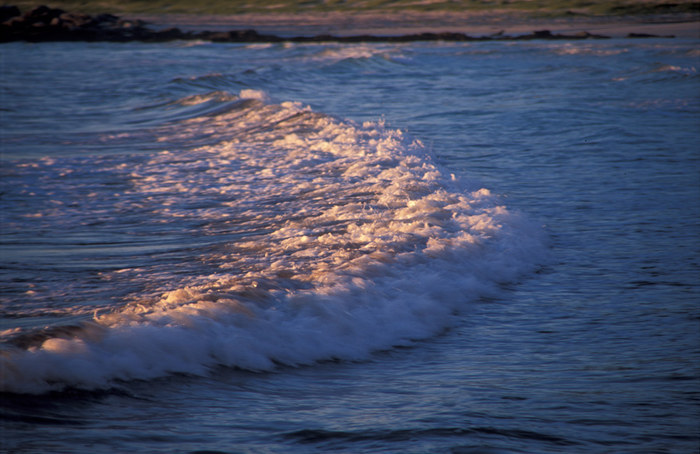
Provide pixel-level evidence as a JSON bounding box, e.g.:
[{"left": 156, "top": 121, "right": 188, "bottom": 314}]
[{"left": 1, "top": 38, "right": 699, "bottom": 453}]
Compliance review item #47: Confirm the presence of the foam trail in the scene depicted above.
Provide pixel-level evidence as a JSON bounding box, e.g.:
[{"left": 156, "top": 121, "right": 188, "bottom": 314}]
[{"left": 1, "top": 91, "right": 547, "bottom": 393}]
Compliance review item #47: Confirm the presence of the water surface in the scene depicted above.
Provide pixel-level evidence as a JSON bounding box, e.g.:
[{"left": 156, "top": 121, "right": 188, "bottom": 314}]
[{"left": 1, "top": 38, "right": 699, "bottom": 453}]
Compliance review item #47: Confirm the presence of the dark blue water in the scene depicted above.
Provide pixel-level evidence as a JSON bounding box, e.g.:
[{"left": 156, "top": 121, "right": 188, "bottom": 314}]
[{"left": 1, "top": 39, "right": 699, "bottom": 453}]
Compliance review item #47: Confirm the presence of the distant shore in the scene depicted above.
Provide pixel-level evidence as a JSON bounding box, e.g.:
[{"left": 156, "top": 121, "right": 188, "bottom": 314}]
[
  {"left": 2, "top": 5, "right": 698, "bottom": 43},
  {"left": 138, "top": 11, "right": 700, "bottom": 39}
]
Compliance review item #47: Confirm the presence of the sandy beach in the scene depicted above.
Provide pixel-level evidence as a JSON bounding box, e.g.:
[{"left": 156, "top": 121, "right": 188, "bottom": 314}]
[{"left": 137, "top": 11, "right": 700, "bottom": 39}]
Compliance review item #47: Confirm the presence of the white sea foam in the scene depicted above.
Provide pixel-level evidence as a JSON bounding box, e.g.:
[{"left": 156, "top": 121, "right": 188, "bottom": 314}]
[
  {"left": 553, "top": 44, "right": 629, "bottom": 57},
  {"left": 307, "top": 44, "right": 404, "bottom": 64},
  {"left": 0, "top": 90, "right": 547, "bottom": 393}
]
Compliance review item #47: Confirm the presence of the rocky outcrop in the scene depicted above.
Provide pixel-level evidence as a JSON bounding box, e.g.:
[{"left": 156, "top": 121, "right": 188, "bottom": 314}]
[
  {"left": 0, "top": 5, "right": 20, "bottom": 23},
  {"left": 0, "top": 5, "right": 187, "bottom": 42},
  {"left": 1, "top": 5, "right": 676, "bottom": 44}
]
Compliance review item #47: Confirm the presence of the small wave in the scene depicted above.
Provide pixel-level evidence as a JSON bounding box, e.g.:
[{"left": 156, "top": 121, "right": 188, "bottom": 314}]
[
  {"left": 171, "top": 72, "right": 244, "bottom": 92},
  {"left": 0, "top": 90, "right": 547, "bottom": 394},
  {"left": 284, "top": 426, "right": 577, "bottom": 446},
  {"left": 318, "top": 46, "right": 380, "bottom": 60},
  {"left": 0, "top": 412, "right": 85, "bottom": 426},
  {"left": 176, "top": 40, "right": 211, "bottom": 48},
  {"left": 127, "top": 90, "right": 265, "bottom": 130},
  {"left": 552, "top": 44, "right": 628, "bottom": 57},
  {"left": 175, "top": 91, "right": 239, "bottom": 106},
  {"left": 652, "top": 64, "right": 697, "bottom": 75},
  {"left": 625, "top": 98, "right": 697, "bottom": 110},
  {"left": 617, "top": 63, "right": 699, "bottom": 85},
  {"left": 308, "top": 44, "right": 406, "bottom": 65},
  {"left": 245, "top": 43, "right": 275, "bottom": 50}
]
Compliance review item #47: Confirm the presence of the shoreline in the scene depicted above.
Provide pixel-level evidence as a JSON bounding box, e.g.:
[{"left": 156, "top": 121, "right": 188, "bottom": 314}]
[
  {"left": 138, "top": 11, "right": 700, "bottom": 39},
  {"left": 2, "top": 5, "right": 698, "bottom": 42}
]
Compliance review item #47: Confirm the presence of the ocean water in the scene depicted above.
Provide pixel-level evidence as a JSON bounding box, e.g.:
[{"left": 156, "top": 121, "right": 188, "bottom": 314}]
[{"left": 1, "top": 37, "right": 699, "bottom": 453}]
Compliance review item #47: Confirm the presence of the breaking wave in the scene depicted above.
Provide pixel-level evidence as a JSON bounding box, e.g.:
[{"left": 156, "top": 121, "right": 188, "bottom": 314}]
[{"left": 0, "top": 90, "right": 546, "bottom": 393}]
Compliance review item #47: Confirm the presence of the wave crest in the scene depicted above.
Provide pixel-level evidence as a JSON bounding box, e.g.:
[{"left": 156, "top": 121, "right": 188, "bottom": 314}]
[{"left": 1, "top": 91, "right": 547, "bottom": 393}]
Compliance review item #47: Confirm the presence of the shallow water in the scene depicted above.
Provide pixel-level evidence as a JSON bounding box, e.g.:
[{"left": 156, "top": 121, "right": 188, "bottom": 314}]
[{"left": 1, "top": 38, "right": 699, "bottom": 453}]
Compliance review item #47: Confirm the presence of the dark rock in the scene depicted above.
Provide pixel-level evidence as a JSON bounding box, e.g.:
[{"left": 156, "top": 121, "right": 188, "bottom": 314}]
[
  {"left": 3, "top": 16, "right": 24, "bottom": 27},
  {"left": 0, "top": 5, "right": 20, "bottom": 23},
  {"left": 195, "top": 29, "right": 282, "bottom": 43},
  {"left": 333, "top": 34, "right": 376, "bottom": 43},
  {"left": 628, "top": 32, "right": 675, "bottom": 38},
  {"left": 58, "top": 12, "right": 95, "bottom": 29},
  {"left": 511, "top": 29, "right": 610, "bottom": 40},
  {"left": 94, "top": 13, "right": 118, "bottom": 23},
  {"left": 147, "top": 27, "right": 187, "bottom": 41},
  {"left": 117, "top": 18, "right": 146, "bottom": 29},
  {"left": 572, "top": 31, "right": 610, "bottom": 39},
  {"left": 0, "top": 6, "right": 162, "bottom": 42},
  {"left": 533, "top": 30, "right": 554, "bottom": 38},
  {"left": 194, "top": 31, "right": 235, "bottom": 42},
  {"left": 305, "top": 33, "right": 336, "bottom": 42},
  {"left": 1, "top": 17, "right": 24, "bottom": 40},
  {"left": 229, "top": 29, "right": 260, "bottom": 40},
  {"left": 437, "top": 32, "right": 474, "bottom": 41},
  {"left": 23, "top": 5, "right": 64, "bottom": 24}
]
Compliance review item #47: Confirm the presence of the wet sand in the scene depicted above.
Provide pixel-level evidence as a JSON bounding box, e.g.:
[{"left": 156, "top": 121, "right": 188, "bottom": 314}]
[{"left": 137, "top": 11, "right": 700, "bottom": 39}]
